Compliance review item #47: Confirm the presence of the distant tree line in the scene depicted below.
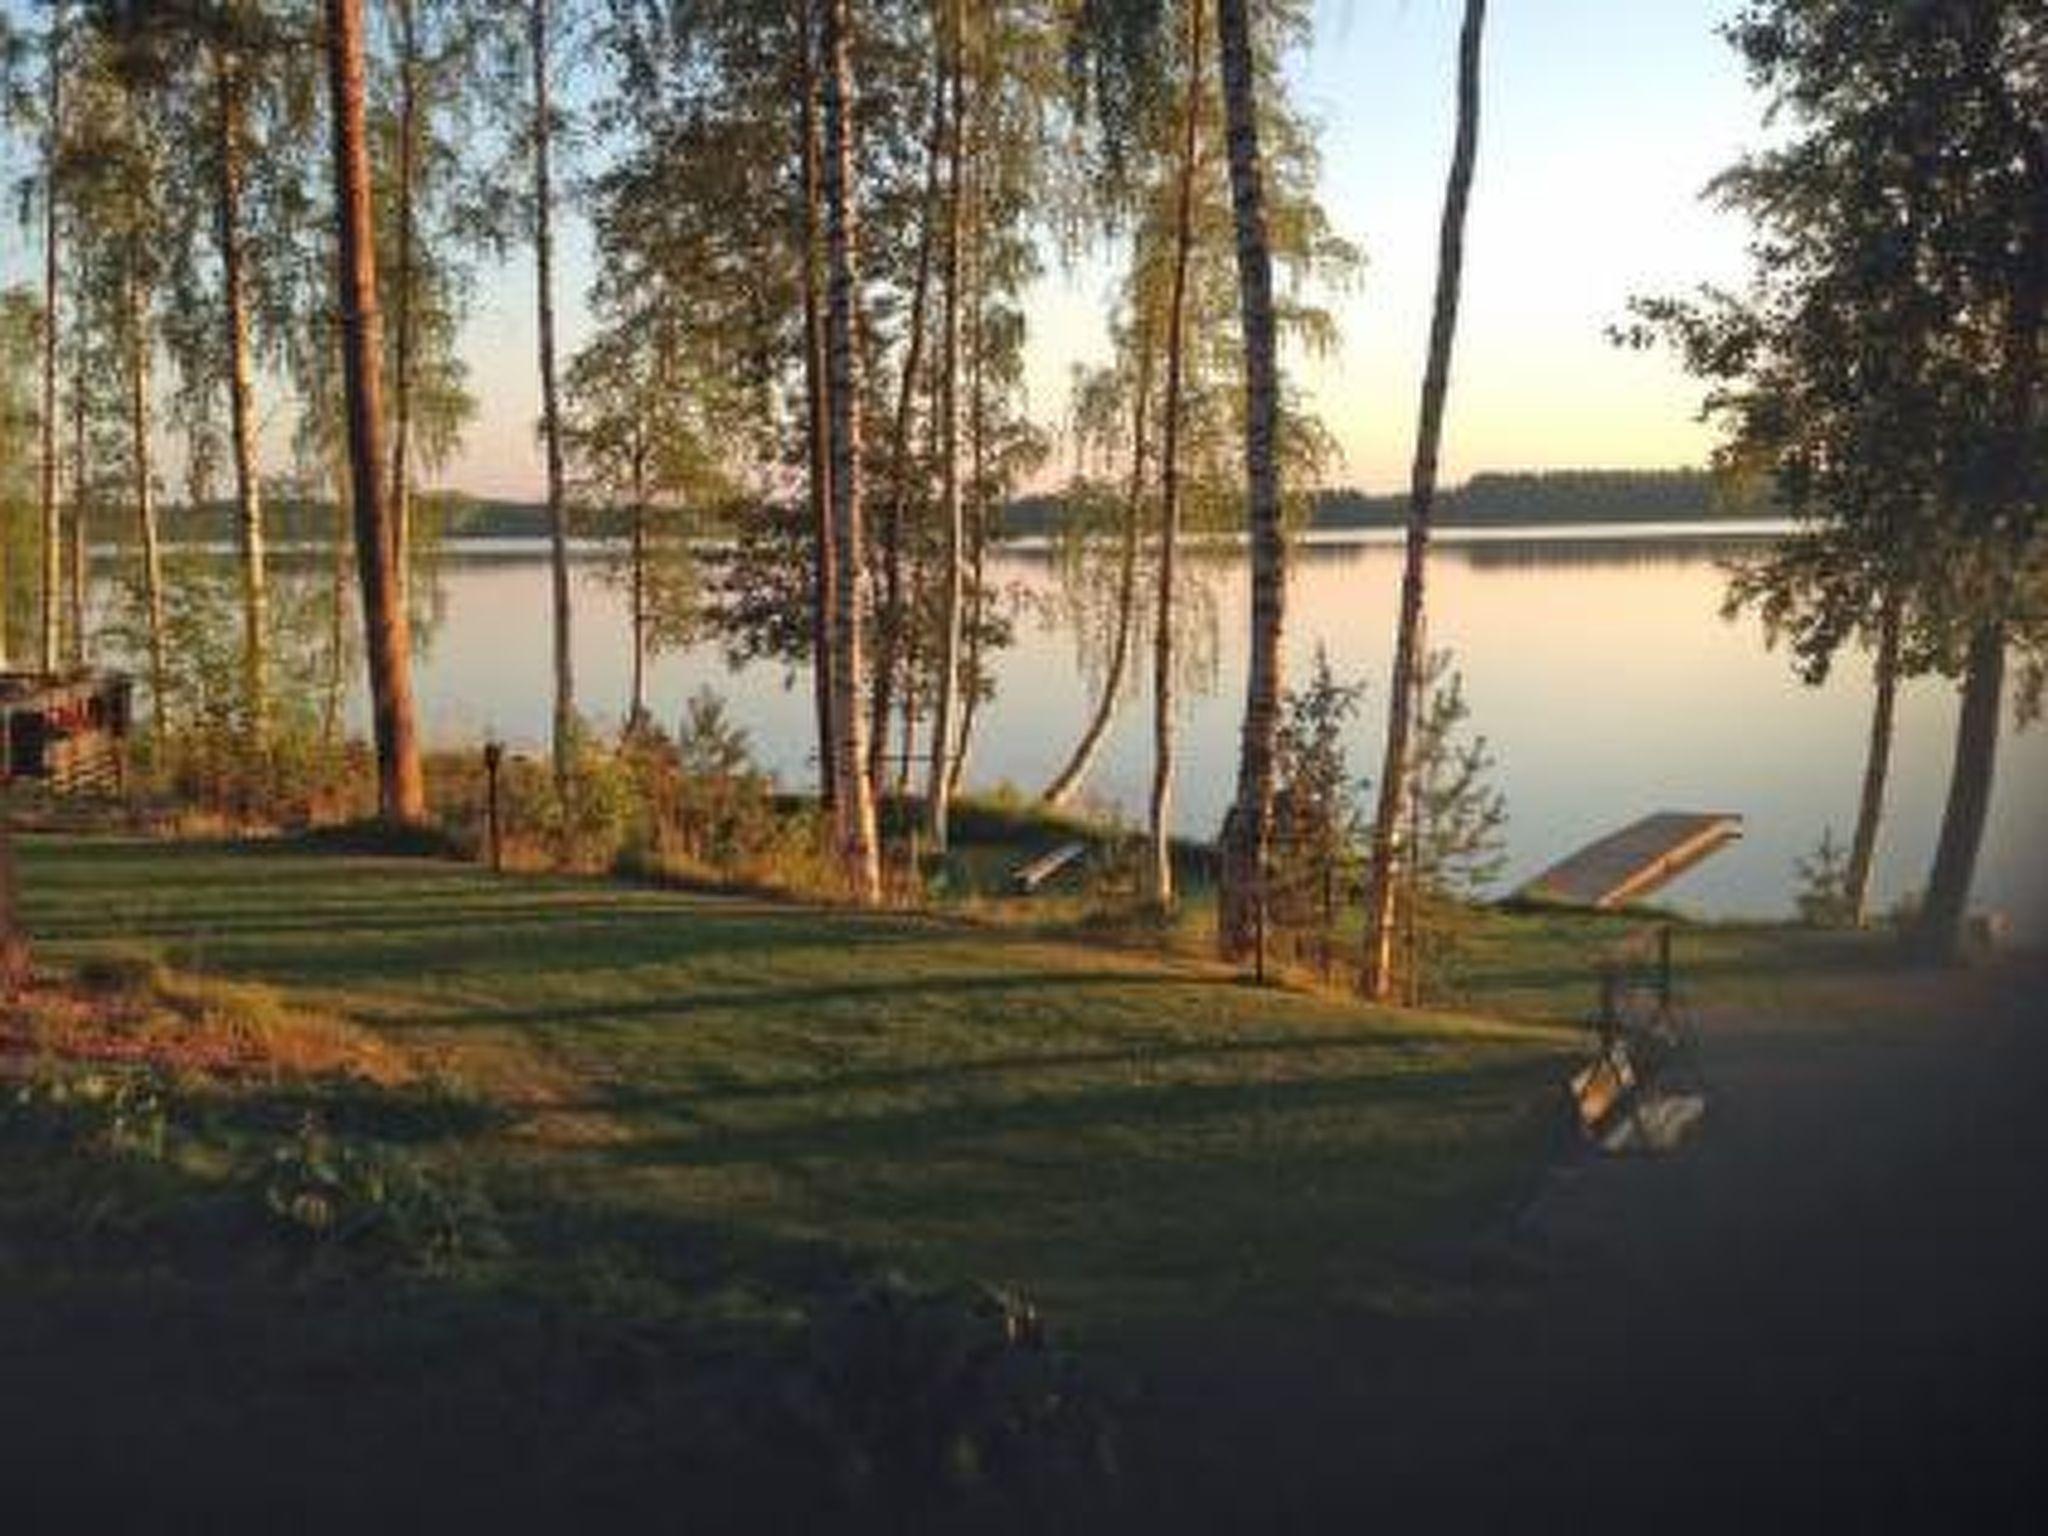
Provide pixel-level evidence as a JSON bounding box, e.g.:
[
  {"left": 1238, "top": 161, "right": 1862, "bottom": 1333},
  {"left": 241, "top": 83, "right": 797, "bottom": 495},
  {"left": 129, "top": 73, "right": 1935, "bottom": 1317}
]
[
  {"left": 109, "top": 465, "right": 1759, "bottom": 548},
  {"left": 1000, "top": 467, "right": 1770, "bottom": 538}
]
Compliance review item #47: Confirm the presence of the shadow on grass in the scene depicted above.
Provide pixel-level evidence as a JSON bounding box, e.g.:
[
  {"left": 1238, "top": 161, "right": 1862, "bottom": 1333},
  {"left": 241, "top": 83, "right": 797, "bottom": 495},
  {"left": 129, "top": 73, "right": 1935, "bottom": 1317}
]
[
  {"left": 387, "top": 965, "right": 1201, "bottom": 1032},
  {"left": 592, "top": 1054, "right": 1559, "bottom": 1172},
  {"left": 591, "top": 1024, "right": 1555, "bottom": 1114},
  {"left": 190, "top": 1077, "right": 518, "bottom": 1144},
  {"left": 1, "top": 1066, "right": 1124, "bottom": 1532}
]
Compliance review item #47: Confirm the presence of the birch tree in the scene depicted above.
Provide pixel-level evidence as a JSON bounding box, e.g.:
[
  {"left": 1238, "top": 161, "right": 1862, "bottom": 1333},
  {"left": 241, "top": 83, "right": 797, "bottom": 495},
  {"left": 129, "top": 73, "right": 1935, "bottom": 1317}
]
[
  {"left": 820, "top": 0, "right": 881, "bottom": 899},
  {"left": 529, "top": 0, "right": 574, "bottom": 789},
  {"left": 1360, "top": 0, "right": 1485, "bottom": 999},
  {"left": 924, "top": 0, "right": 969, "bottom": 851},
  {"left": 1149, "top": 0, "right": 1203, "bottom": 906},
  {"left": 1212, "top": 0, "right": 1286, "bottom": 957}
]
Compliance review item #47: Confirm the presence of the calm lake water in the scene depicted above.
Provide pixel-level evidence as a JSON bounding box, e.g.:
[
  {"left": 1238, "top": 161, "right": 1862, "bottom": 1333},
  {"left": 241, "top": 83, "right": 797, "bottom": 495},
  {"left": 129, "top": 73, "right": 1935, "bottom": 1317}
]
[{"left": 337, "top": 521, "right": 2046, "bottom": 936}]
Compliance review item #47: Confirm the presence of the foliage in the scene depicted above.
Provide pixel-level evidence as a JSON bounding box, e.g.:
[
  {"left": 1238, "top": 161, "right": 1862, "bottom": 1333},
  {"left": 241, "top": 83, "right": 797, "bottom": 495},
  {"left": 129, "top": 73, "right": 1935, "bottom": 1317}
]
[
  {"left": 1409, "top": 654, "right": 1508, "bottom": 902},
  {"left": 258, "top": 1113, "right": 500, "bottom": 1271},
  {"left": 1397, "top": 652, "right": 1509, "bottom": 1001},
  {"left": 1622, "top": 0, "right": 2048, "bottom": 957},
  {"left": 115, "top": 552, "right": 365, "bottom": 822},
  {"left": 1267, "top": 645, "right": 1368, "bottom": 975},
  {"left": 783, "top": 1271, "right": 1120, "bottom": 1523},
  {"left": 613, "top": 691, "right": 813, "bottom": 885},
  {"left": 1792, "top": 826, "right": 1854, "bottom": 928},
  {"left": 423, "top": 695, "right": 837, "bottom": 894},
  {"left": 1, "top": 1068, "right": 170, "bottom": 1163}
]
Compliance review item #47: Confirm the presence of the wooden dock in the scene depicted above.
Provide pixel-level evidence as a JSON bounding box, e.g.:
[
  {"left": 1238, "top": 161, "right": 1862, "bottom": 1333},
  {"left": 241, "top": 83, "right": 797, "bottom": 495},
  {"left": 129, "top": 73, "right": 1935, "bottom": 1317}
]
[{"left": 1517, "top": 811, "right": 1742, "bottom": 909}]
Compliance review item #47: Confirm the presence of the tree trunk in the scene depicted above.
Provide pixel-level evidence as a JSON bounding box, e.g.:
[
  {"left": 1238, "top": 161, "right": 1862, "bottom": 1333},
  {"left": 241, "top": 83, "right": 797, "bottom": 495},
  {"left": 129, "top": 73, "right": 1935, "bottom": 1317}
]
[
  {"left": 322, "top": 460, "right": 351, "bottom": 751},
  {"left": 820, "top": 0, "right": 882, "bottom": 902},
  {"left": 217, "top": 49, "right": 270, "bottom": 748},
  {"left": 389, "top": 0, "right": 420, "bottom": 603},
  {"left": 1843, "top": 588, "right": 1901, "bottom": 925},
  {"left": 531, "top": 0, "right": 575, "bottom": 789},
  {"left": 1042, "top": 332, "right": 1151, "bottom": 806},
  {"left": 1149, "top": 0, "right": 1203, "bottom": 908},
  {"left": 326, "top": 0, "right": 425, "bottom": 824},
  {"left": 925, "top": 2, "right": 967, "bottom": 852},
  {"left": 0, "top": 829, "right": 28, "bottom": 996},
  {"left": 798, "top": 0, "right": 836, "bottom": 810},
  {"left": 39, "top": 12, "right": 63, "bottom": 676},
  {"left": 870, "top": 69, "right": 948, "bottom": 798},
  {"left": 1214, "top": 0, "right": 1292, "bottom": 959},
  {"left": 629, "top": 436, "right": 649, "bottom": 729},
  {"left": 947, "top": 150, "right": 988, "bottom": 801},
  {"left": 1911, "top": 622, "right": 2005, "bottom": 963},
  {"left": 126, "top": 268, "right": 169, "bottom": 725},
  {"left": 951, "top": 496, "right": 987, "bottom": 797},
  {"left": 1359, "top": 0, "right": 1485, "bottom": 996},
  {"left": 896, "top": 645, "right": 919, "bottom": 800},
  {"left": 66, "top": 321, "right": 86, "bottom": 669}
]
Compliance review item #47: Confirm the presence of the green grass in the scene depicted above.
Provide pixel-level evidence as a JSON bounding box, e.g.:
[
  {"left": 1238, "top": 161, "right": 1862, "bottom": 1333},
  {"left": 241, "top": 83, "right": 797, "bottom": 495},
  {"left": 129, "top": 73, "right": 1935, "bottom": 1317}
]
[{"left": 15, "top": 834, "right": 1578, "bottom": 1339}]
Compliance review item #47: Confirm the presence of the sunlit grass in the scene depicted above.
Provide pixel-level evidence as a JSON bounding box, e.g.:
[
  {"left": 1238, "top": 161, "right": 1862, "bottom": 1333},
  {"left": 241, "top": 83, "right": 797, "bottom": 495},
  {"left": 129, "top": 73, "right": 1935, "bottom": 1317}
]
[{"left": 17, "top": 833, "right": 1582, "bottom": 1340}]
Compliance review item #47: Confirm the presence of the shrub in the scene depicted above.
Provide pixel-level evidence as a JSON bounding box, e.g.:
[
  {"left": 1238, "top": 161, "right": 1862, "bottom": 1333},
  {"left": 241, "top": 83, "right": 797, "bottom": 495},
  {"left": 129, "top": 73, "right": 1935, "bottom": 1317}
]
[
  {"left": 781, "top": 1273, "right": 1120, "bottom": 1525},
  {"left": 1395, "top": 653, "right": 1510, "bottom": 1002},
  {"left": 1267, "top": 647, "right": 1370, "bottom": 975},
  {"left": 1793, "top": 827, "right": 1855, "bottom": 927},
  {"left": 257, "top": 1116, "right": 502, "bottom": 1271},
  {"left": 1, "top": 1069, "right": 171, "bottom": 1163}
]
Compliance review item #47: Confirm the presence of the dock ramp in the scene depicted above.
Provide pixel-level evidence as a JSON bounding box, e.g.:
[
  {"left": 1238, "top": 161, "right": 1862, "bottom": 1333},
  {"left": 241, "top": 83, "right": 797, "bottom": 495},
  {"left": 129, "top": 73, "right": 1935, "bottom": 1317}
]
[{"left": 1518, "top": 811, "right": 1742, "bottom": 909}]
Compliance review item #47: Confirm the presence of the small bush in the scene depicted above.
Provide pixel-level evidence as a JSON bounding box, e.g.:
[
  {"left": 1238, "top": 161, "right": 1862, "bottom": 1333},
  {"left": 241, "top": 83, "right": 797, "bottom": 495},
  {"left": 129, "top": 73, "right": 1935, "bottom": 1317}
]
[
  {"left": 781, "top": 1273, "right": 1119, "bottom": 1524},
  {"left": 1794, "top": 828, "right": 1856, "bottom": 927},
  {"left": 257, "top": 1116, "right": 502, "bottom": 1271},
  {"left": 1, "top": 1069, "right": 170, "bottom": 1163}
]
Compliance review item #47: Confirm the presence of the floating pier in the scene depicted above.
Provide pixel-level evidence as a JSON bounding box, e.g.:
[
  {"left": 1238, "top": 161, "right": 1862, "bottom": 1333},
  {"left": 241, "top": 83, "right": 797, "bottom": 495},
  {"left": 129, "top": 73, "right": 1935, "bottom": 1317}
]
[{"left": 1518, "top": 811, "right": 1742, "bottom": 909}]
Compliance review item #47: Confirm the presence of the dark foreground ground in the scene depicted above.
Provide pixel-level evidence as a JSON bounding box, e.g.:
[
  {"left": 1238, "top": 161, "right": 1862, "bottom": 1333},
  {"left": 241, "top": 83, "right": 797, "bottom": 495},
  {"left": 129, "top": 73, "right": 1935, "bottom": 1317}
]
[{"left": 1129, "top": 957, "right": 2048, "bottom": 1532}]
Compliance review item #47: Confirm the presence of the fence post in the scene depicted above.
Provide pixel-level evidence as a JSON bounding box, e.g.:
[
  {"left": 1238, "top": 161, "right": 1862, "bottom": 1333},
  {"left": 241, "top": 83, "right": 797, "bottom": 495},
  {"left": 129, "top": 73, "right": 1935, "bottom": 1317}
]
[{"left": 483, "top": 740, "right": 504, "bottom": 875}]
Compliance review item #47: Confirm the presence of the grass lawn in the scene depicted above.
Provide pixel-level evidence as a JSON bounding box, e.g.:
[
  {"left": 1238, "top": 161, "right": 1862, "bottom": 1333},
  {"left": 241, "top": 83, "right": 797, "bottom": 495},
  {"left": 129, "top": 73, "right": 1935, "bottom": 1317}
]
[
  {"left": 15, "top": 835, "right": 1582, "bottom": 1331},
  {"left": 1, "top": 831, "right": 1896, "bottom": 1525}
]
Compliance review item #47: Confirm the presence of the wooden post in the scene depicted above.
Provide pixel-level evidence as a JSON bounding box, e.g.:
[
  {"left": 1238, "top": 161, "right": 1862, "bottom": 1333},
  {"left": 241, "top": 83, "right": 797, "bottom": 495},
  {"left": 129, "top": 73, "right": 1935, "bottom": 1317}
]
[
  {"left": 1253, "top": 849, "right": 1268, "bottom": 986},
  {"left": 1596, "top": 963, "right": 1621, "bottom": 1046},
  {"left": 0, "top": 828, "right": 27, "bottom": 997},
  {"left": 1657, "top": 924, "right": 1674, "bottom": 1013},
  {"left": 483, "top": 740, "right": 504, "bottom": 874}
]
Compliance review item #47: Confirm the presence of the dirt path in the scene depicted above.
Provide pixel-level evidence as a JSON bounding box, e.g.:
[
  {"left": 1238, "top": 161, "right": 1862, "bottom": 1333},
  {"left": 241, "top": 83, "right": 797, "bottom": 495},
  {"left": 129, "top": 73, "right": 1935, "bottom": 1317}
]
[{"left": 1131, "top": 957, "right": 2048, "bottom": 1532}]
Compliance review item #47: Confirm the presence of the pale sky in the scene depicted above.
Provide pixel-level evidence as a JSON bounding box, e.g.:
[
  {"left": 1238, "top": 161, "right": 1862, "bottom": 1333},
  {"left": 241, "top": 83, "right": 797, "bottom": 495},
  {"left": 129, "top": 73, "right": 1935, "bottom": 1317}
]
[{"left": 4, "top": 0, "right": 1760, "bottom": 500}]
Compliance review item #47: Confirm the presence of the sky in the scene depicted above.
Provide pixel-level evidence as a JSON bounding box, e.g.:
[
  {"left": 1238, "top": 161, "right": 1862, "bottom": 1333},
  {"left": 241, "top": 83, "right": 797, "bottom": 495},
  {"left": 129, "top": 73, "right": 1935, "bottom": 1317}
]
[{"left": 4, "top": 0, "right": 1763, "bottom": 501}]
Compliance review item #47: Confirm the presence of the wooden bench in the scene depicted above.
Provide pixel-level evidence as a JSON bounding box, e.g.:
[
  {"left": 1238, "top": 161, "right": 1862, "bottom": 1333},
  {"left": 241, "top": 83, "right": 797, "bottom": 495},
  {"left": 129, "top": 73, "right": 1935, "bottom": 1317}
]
[{"left": 1010, "top": 841, "right": 1087, "bottom": 894}]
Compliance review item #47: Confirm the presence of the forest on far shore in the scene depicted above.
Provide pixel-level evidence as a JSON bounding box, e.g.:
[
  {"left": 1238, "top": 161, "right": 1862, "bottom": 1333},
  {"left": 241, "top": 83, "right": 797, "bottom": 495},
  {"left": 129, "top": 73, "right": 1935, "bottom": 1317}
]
[
  {"left": 1007, "top": 467, "right": 1769, "bottom": 536},
  {"left": 128, "top": 467, "right": 1768, "bottom": 547}
]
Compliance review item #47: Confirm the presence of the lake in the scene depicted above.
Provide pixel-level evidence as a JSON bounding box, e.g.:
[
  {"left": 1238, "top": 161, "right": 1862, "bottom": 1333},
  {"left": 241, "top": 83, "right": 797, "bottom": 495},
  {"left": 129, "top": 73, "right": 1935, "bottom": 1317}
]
[{"left": 323, "top": 520, "right": 2042, "bottom": 937}]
